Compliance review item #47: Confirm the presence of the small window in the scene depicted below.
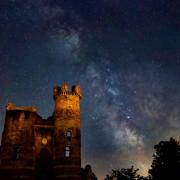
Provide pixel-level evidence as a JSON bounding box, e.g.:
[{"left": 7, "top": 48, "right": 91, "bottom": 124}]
[
  {"left": 66, "top": 130, "right": 72, "bottom": 138},
  {"left": 24, "top": 111, "right": 30, "bottom": 120},
  {"left": 12, "top": 147, "right": 20, "bottom": 160},
  {"left": 13, "top": 111, "right": 20, "bottom": 121},
  {"left": 65, "top": 146, "right": 71, "bottom": 157}
]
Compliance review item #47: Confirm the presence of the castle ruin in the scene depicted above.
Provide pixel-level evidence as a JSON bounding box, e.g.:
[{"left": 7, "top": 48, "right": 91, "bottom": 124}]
[{"left": 0, "top": 83, "right": 82, "bottom": 180}]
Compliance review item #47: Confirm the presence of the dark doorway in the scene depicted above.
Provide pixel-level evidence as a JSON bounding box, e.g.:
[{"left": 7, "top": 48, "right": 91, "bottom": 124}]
[{"left": 35, "top": 148, "right": 53, "bottom": 180}]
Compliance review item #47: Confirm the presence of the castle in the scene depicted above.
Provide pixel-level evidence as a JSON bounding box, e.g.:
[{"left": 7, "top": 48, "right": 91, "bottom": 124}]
[{"left": 0, "top": 83, "right": 82, "bottom": 180}]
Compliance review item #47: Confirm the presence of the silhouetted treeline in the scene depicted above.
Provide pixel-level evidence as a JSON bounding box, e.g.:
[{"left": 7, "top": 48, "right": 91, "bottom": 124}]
[
  {"left": 81, "top": 164, "right": 98, "bottom": 180},
  {"left": 149, "top": 137, "right": 180, "bottom": 180},
  {"left": 103, "top": 137, "right": 180, "bottom": 180},
  {"left": 104, "top": 166, "right": 148, "bottom": 180}
]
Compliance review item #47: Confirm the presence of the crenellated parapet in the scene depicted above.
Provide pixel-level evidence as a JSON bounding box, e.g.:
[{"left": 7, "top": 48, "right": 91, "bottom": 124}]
[
  {"left": 53, "top": 83, "right": 82, "bottom": 99},
  {"left": 6, "top": 102, "right": 37, "bottom": 112}
]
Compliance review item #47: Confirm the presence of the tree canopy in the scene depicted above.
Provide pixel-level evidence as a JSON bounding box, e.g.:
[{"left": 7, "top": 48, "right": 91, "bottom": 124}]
[
  {"left": 149, "top": 137, "right": 180, "bottom": 180},
  {"left": 104, "top": 166, "right": 148, "bottom": 180}
]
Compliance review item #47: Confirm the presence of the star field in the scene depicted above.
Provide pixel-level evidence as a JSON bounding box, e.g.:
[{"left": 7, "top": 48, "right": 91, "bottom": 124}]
[{"left": 0, "top": 0, "right": 180, "bottom": 179}]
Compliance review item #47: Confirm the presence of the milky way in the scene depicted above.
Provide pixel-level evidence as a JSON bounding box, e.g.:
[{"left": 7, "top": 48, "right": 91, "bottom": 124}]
[{"left": 0, "top": 0, "right": 180, "bottom": 179}]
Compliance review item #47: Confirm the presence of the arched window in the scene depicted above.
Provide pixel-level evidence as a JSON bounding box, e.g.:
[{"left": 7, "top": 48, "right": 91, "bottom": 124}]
[
  {"left": 12, "top": 147, "right": 20, "bottom": 160},
  {"left": 65, "top": 146, "right": 71, "bottom": 157}
]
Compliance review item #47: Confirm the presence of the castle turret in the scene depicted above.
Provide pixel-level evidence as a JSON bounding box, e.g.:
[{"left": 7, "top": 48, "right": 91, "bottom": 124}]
[
  {"left": 0, "top": 103, "right": 37, "bottom": 180},
  {"left": 53, "top": 83, "right": 82, "bottom": 180}
]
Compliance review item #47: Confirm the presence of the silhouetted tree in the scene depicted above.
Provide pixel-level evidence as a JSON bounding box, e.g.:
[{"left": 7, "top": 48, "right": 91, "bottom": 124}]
[
  {"left": 104, "top": 166, "right": 148, "bottom": 180},
  {"left": 82, "top": 164, "right": 98, "bottom": 180},
  {"left": 149, "top": 137, "right": 180, "bottom": 180}
]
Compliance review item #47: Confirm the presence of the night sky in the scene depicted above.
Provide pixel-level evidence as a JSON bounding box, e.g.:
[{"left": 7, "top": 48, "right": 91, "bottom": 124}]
[{"left": 0, "top": 0, "right": 180, "bottom": 179}]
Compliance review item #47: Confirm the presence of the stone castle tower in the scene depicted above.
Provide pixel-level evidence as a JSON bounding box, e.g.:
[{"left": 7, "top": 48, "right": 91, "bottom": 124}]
[{"left": 0, "top": 83, "right": 82, "bottom": 180}]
